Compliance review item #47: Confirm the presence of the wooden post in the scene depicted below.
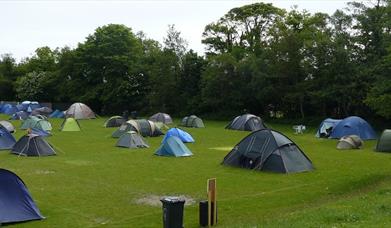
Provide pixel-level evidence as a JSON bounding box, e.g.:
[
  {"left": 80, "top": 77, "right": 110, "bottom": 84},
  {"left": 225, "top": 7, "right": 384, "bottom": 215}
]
[{"left": 207, "top": 178, "right": 217, "bottom": 226}]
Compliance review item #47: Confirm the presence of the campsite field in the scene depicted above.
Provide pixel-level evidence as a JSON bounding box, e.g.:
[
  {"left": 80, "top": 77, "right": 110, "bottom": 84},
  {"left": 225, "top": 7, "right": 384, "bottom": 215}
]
[{"left": 1, "top": 115, "right": 391, "bottom": 227}]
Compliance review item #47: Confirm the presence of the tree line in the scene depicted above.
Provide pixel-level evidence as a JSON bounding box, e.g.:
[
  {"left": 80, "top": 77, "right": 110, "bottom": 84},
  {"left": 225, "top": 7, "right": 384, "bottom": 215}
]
[{"left": 0, "top": 1, "right": 390, "bottom": 120}]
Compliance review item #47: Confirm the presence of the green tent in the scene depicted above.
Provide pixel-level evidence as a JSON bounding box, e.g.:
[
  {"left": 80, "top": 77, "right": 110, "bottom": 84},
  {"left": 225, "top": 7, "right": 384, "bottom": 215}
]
[
  {"left": 181, "top": 115, "right": 204, "bottom": 128},
  {"left": 60, "top": 118, "right": 81, "bottom": 131},
  {"left": 20, "top": 116, "right": 52, "bottom": 132},
  {"left": 376, "top": 129, "right": 391, "bottom": 152}
]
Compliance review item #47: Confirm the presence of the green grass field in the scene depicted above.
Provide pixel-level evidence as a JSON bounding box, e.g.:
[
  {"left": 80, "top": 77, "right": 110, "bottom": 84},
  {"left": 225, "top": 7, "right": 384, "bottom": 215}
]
[{"left": 1, "top": 115, "right": 391, "bottom": 227}]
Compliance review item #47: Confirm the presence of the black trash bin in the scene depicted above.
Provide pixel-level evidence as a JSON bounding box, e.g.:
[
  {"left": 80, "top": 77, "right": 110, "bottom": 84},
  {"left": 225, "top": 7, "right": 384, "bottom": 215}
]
[
  {"left": 199, "top": 200, "right": 217, "bottom": 226},
  {"left": 199, "top": 200, "right": 208, "bottom": 227},
  {"left": 160, "top": 197, "right": 185, "bottom": 228}
]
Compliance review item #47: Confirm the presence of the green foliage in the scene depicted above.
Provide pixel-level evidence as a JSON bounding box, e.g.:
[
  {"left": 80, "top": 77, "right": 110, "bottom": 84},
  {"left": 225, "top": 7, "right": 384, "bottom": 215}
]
[
  {"left": 0, "top": 78, "right": 14, "bottom": 100},
  {"left": 15, "top": 71, "right": 52, "bottom": 100},
  {"left": 62, "top": 24, "right": 145, "bottom": 113},
  {"left": 365, "top": 45, "right": 391, "bottom": 118},
  {"left": 202, "top": 2, "right": 285, "bottom": 55}
]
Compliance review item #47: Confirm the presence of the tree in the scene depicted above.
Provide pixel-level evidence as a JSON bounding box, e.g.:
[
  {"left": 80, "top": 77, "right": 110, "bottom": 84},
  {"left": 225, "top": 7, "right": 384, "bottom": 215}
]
[
  {"left": 65, "top": 24, "right": 145, "bottom": 113},
  {"left": 163, "top": 24, "right": 188, "bottom": 60},
  {"left": 365, "top": 45, "right": 391, "bottom": 118},
  {"left": 0, "top": 54, "right": 18, "bottom": 100},
  {"left": 202, "top": 3, "right": 285, "bottom": 56},
  {"left": 15, "top": 71, "right": 52, "bottom": 100},
  {"left": 177, "top": 50, "right": 206, "bottom": 114}
]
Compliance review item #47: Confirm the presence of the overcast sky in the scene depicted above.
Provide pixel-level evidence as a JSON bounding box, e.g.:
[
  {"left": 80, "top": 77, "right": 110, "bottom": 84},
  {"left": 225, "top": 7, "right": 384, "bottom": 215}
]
[{"left": 0, "top": 0, "right": 354, "bottom": 60}]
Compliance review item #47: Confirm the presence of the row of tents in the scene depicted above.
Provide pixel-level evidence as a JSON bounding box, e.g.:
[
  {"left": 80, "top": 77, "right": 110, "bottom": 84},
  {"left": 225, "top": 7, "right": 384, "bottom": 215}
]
[
  {"left": 1, "top": 102, "right": 96, "bottom": 120},
  {"left": 104, "top": 113, "right": 205, "bottom": 128}
]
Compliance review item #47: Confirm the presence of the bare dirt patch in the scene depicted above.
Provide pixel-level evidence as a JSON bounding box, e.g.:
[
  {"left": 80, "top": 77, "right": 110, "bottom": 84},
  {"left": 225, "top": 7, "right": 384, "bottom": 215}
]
[
  {"left": 35, "top": 170, "right": 56, "bottom": 175},
  {"left": 135, "top": 195, "right": 196, "bottom": 207}
]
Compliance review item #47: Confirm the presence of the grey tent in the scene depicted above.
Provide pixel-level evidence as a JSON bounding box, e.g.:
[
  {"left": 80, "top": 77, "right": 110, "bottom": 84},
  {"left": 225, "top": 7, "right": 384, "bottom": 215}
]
[
  {"left": 112, "top": 122, "right": 134, "bottom": 138},
  {"left": 226, "top": 114, "right": 267, "bottom": 131},
  {"left": 376, "top": 129, "right": 391, "bottom": 152},
  {"left": 336, "top": 135, "right": 363, "bottom": 150},
  {"left": 11, "top": 134, "right": 56, "bottom": 156},
  {"left": 116, "top": 131, "right": 149, "bottom": 148},
  {"left": 222, "top": 129, "right": 314, "bottom": 173},
  {"left": 104, "top": 116, "right": 126, "bottom": 128},
  {"left": 112, "top": 119, "right": 163, "bottom": 138},
  {"left": 65, "top": 103, "right": 95, "bottom": 119},
  {"left": 181, "top": 115, "right": 205, "bottom": 128},
  {"left": 31, "top": 107, "right": 53, "bottom": 117},
  {"left": 149, "top": 113, "right": 173, "bottom": 124},
  {"left": 0, "top": 120, "right": 15, "bottom": 133}
]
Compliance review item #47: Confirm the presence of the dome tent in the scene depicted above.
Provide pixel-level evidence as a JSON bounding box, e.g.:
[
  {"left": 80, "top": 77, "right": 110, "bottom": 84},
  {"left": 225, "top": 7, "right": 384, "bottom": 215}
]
[
  {"left": 0, "top": 169, "right": 44, "bottom": 224},
  {"left": 2, "top": 104, "right": 18, "bottom": 115},
  {"left": 0, "top": 120, "right": 15, "bottom": 133},
  {"left": 162, "top": 128, "right": 194, "bottom": 143},
  {"left": 112, "top": 122, "right": 135, "bottom": 138},
  {"left": 222, "top": 129, "right": 314, "bottom": 173},
  {"left": 336, "top": 135, "right": 363, "bottom": 150},
  {"left": 60, "top": 118, "right": 81, "bottom": 131},
  {"left": 155, "top": 136, "right": 193, "bottom": 157},
  {"left": 65, "top": 103, "right": 95, "bottom": 119},
  {"left": 149, "top": 112, "right": 173, "bottom": 124},
  {"left": 31, "top": 128, "right": 51, "bottom": 137},
  {"left": 104, "top": 116, "right": 127, "bottom": 128},
  {"left": 116, "top": 131, "right": 149, "bottom": 149},
  {"left": 376, "top": 129, "right": 391, "bottom": 152},
  {"left": 0, "top": 125, "right": 16, "bottom": 150},
  {"left": 112, "top": 119, "right": 163, "bottom": 138},
  {"left": 20, "top": 115, "right": 52, "bottom": 132},
  {"left": 330, "top": 116, "right": 376, "bottom": 140},
  {"left": 316, "top": 118, "right": 342, "bottom": 138},
  {"left": 49, "top": 109, "right": 65, "bottom": 118},
  {"left": 11, "top": 111, "right": 29, "bottom": 120},
  {"left": 181, "top": 115, "right": 204, "bottom": 128},
  {"left": 11, "top": 134, "right": 56, "bottom": 156},
  {"left": 226, "top": 114, "right": 267, "bottom": 131},
  {"left": 31, "top": 107, "right": 52, "bottom": 117}
]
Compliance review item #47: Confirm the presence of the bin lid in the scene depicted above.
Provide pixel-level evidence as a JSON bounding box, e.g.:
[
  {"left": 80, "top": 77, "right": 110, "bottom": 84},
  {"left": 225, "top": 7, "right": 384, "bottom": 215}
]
[{"left": 160, "top": 196, "right": 185, "bottom": 203}]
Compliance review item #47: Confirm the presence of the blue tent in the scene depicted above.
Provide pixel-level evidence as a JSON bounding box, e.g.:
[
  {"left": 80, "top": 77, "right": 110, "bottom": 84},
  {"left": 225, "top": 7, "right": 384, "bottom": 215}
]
[
  {"left": 330, "top": 116, "right": 377, "bottom": 140},
  {"left": 0, "top": 103, "right": 10, "bottom": 113},
  {"left": 49, "top": 109, "right": 65, "bottom": 118},
  {"left": 21, "top": 101, "right": 41, "bottom": 113},
  {"left": 0, "top": 125, "right": 16, "bottom": 150},
  {"left": 10, "top": 111, "right": 30, "bottom": 120},
  {"left": 16, "top": 104, "right": 26, "bottom": 111},
  {"left": 316, "top": 118, "right": 342, "bottom": 138},
  {"left": 162, "top": 128, "right": 195, "bottom": 143},
  {"left": 155, "top": 136, "right": 193, "bottom": 157},
  {"left": 0, "top": 169, "right": 44, "bottom": 224},
  {"left": 31, "top": 128, "right": 51, "bottom": 137},
  {"left": 3, "top": 104, "right": 18, "bottom": 115}
]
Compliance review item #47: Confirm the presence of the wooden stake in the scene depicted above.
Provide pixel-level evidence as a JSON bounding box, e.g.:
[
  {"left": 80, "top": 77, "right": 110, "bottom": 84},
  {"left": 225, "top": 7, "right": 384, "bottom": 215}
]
[{"left": 207, "top": 178, "right": 217, "bottom": 226}]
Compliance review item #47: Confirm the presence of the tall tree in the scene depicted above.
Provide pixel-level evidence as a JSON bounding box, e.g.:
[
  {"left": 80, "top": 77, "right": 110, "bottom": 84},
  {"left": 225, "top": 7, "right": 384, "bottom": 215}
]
[
  {"left": 66, "top": 24, "right": 145, "bottom": 113},
  {"left": 202, "top": 3, "right": 285, "bottom": 56}
]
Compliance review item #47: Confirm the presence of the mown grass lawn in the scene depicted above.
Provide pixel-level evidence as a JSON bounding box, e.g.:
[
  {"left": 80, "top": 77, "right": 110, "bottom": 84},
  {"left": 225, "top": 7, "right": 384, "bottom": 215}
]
[{"left": 1, "top": 115, "right": 391, "bottom": 227}]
